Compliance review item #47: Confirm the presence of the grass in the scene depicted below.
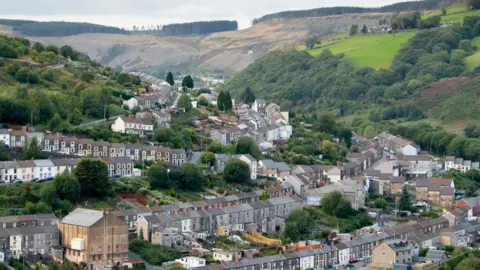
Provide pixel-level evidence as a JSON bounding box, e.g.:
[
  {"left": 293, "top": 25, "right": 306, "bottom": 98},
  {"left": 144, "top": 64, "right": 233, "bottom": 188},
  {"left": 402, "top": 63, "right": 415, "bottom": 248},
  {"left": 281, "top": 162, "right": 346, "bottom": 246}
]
[
  {"left": 303, "top": 31, "right": 417, "bottom": 69},
  {"left": 441, "top": 9, "right": 480, "bottom": 24}
]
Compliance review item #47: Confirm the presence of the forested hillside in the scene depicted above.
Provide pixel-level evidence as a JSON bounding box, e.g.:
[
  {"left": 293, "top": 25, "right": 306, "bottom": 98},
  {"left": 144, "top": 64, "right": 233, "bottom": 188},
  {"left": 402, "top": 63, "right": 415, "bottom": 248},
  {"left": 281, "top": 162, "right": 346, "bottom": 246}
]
[
  {"left": 221, "top": 19, "right": 480, "bottom": 119},
  {"left": 161, "top": 21, "right": 238, "bottom": 36},
  {"left": 0, "top": 35, "right": 140, "bottom": 129},
  {"left": 253, "top": 0, "right": 455, "bottom": 24}
]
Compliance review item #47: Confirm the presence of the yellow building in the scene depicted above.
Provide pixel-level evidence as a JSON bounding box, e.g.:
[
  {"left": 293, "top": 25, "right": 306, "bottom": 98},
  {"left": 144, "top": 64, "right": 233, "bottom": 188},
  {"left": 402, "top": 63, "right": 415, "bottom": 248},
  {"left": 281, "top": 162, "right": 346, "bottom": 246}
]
[{"left": 58, "top": 208, "right": 129, "bottom": 269}]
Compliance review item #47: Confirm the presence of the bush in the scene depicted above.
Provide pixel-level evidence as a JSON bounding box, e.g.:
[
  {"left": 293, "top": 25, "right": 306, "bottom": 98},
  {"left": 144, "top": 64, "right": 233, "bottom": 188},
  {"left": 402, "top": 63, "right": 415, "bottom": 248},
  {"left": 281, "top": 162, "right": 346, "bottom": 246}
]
[{"left": 129, "top": 239, "right": 181, "bottom": 265}]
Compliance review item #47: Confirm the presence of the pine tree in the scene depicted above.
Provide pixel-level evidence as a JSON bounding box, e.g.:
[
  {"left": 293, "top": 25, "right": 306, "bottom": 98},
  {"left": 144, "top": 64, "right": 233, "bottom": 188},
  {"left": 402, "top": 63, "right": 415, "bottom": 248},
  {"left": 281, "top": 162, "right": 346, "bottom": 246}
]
[
  {"left": 241, "top": 87, "right": 256, "bottom": 104},
  {"left": 166, "top": 72, "right": 174, "bottom": 86},
  {"left": 361, "top": 24, "right": 368, "bottom": 34},
  {"left": 217, "top": 91, "right": 226, "bottom": 111},
  {"left": 224, "top": 91, "right": 233, "bottom": 111},
  {"left": 399, "top": 185, "right": 412, "bottom": 211}
]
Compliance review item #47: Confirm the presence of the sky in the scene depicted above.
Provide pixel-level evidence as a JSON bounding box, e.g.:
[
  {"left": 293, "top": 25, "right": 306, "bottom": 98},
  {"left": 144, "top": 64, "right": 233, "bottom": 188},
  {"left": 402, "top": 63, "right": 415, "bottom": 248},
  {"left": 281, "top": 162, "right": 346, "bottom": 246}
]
[{"left": 0, "top": 0, "right": 415, "bottom": 29}]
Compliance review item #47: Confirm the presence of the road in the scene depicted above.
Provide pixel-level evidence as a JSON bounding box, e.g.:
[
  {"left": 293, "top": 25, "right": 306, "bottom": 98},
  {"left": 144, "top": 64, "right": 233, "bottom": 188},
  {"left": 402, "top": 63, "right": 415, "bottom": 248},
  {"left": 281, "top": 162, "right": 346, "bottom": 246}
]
[
  {"left": 128, "top": 251, "right": 157, "bottom": 270},
  {"left": 170, "top": 91, "right": 182, "bottom": 109},
  {"left": 73, "top": 115, "right": 123, "bottom": 128}
]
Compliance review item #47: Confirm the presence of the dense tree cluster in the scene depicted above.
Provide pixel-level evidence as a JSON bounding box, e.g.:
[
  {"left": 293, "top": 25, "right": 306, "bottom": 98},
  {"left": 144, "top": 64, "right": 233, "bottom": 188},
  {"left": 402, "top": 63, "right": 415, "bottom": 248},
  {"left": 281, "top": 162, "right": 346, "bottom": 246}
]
[
  {"left": 129, "top": 239, "right": 181, "bottom": 265},
  {"left": 148, "top": 162, "right": 205, "bottom": 191},
  {"left": 161, "top": 21, "right": 238, "bottom": 36},
  {"left": 6, "top": 21, "right": 128, "bottom": 37},
  {"left": 221, "top": 24, "right": 476, "bottom": 114},
  {"left": 252, "top": 0, "right": 454, "bottom": 24}
]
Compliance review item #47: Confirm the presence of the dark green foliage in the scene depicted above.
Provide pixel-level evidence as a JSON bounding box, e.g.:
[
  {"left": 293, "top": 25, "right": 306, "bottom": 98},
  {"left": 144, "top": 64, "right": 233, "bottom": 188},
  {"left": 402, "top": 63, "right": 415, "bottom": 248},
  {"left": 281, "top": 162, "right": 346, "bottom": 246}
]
[
  {"left": 469, "top": 0, "right": 480, "bottom": 10},
  {"left": 74, "top": 159, "right": 110, "bottom": 197},
  {"left": 0, "top": 43, "right": 18, "bottom": 58},
  {"left": 181, "top": 75, "right": 194, "bottom": 90},
  {"left": 252, "top": 0, "right": 452, "bottom": 24},
  {"left": 80, "top": 71, "right": 95, "bottom": 82},
  {"left": 399, "top": 185, "right": 412, "bottom": 211},
  {"left": 374, "top": 198, "right": 388, "bottom": 209},
  {"left": 381, "top": 104, "right": 426, "bottom": 121},
  {"left": 129, "top": 239, "right": 181, "bottom": 265},
  {"left": 418, "top": 15, "right": 442, "bottom": 29},
  {"left": 239, "top": 87, "right": 256, "bottom": 104},
  {"left": 236, "top": 136, "right": 262, "bottom": 159},
  {"left": 148, "top": 163, "right": 170, "bottom": 189},
  {"left": 79, "top": 86, "right": 112, "bottom": 118},
  {"left": 60, "top": 45, "right": 77, "bottom": 60},
  {"left": 284, "top": 209, "right": 315, "bottom": 242},
  {"left": 0, "top": 98, "right": 30, "bottom": 124},
  {"left": 32, "top": 42, "right": 45, "bottom": 53},
  {"left": 349, "top": 24, "right": 359, "bottom": 36},
  {"left": 161, "top": 21, "right": 238, "bottom": 36},
  {"left": 23, "top": 138, "right": 46, "bottom": 159},
  {"left": 45, "top": 45, "right": 59, "bottom": 55},
  {"left": 305, "top": 36, "right": 320, "bottom": 49},
  {"left": 391, "top": 12, "right": 421, "bottom": 30},
  {"left": 170, "top": 163, "right": 204, "bottom": 191},
  {"left": 419, "top": 248, "right": 429, "bottom": 257},
  {"left": 153, "top": 127, "right": 175, "bottom": 143},
  {"left": 464, "top": 124, "right": 480, "bottom": 138},
  {"left": 166, "top": 71, "right": 174, "bottom": 86},
  {"left": 223, "top": 158, "right": 250, "bottom": 183},
  {"left": 15, "top": 67, "right": 39, "bottom": 84},
  {"left": 321, "top": 191, "right": 355, "bottom": 218},
  {"left": 361, "top": 25, "right": 368, "bottom": 34},
  {"left": 217, "top": 91, "right": 233, "bottom": 111},
  {"left": 53, "top": 171, "right": 81, "bottom": 203},
  {"left": 12, "top": 21, "right": 127, "bottom": 37}
]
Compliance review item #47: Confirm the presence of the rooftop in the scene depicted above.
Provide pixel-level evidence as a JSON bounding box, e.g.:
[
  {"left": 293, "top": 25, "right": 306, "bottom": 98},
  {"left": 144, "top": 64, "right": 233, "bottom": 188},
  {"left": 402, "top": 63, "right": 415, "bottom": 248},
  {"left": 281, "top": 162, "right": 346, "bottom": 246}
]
[{"left": 60, "top": 208, "right": 104, "bottom": 227}]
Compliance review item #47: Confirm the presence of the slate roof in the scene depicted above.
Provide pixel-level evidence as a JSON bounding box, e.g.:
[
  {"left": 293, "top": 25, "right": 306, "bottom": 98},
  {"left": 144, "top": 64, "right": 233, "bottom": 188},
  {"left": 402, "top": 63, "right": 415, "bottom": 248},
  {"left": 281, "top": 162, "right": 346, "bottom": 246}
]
[
  {"left": 260, "top": 159, "right": 290, "bottom": 171},
  {"left": 425, "top": 250, "right": 445, "bottom": 261},
  {"left": 61, "top": 208, "right": 104, "bottom": 227}
]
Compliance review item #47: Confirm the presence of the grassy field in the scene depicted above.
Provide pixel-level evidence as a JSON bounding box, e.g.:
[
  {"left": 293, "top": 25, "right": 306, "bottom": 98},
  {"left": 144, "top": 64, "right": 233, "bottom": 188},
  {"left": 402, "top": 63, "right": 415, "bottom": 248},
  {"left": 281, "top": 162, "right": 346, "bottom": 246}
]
[
  {"left": 303, "top": 31, "right": 417, "bottom": 69},
  {"left": 440, "top": 9, "right": 480, "bottom": 24}
]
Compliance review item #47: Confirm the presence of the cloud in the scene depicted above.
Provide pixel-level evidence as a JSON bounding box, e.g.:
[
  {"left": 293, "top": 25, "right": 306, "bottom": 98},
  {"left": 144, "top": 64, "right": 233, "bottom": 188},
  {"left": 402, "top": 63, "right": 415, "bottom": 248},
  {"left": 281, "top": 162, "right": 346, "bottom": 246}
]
[{"left": 0, "top": 0, "right": 414, "bottom": 29}]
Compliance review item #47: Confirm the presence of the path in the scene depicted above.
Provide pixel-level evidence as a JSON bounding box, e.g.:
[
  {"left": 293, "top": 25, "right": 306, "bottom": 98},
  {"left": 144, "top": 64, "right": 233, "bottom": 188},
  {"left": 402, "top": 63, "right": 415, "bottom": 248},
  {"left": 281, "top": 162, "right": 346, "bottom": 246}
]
[{"left": 73, "top": 115, "right": 123, "bottom": 128}]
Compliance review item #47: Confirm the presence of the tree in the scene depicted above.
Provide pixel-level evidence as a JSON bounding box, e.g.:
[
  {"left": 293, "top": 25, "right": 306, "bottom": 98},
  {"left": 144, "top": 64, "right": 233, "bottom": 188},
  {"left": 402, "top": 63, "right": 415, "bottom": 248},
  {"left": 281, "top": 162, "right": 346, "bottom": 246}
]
[
  {"left": 456, "top": 257, "right": 480, "bottom": 270},
  {"left": 285, "top": 222, "right": 300, "bottom": 242},
  {"left": 305, "top": 36, "right": 320, "bottom": 49},
  {"left": 469, "top": 0, "right": 480, "bottom": 10},
  {"left": 153, "top": 127, "right": 175, "bottom": 143},
  {"left": 223, "top": 158, "right": 250, "bottom": 183},
  {"left": 198, "top": 96, "right": 209, "bottom": 106},
  {"left": 148, "top": 163, "right": 170, "bottom": 189},
  {"left": 441, "top": 8, "right": 447, "bottom": 16},
  {"left": 53, "top": 171, "right": 81, "bottom": 203},
  {"left": 39, "top": 184, "right": 57, "bottom": 207},
  {"left": 217, "top": 90, "right": 233, "bottom": 111},
  {"left": 321, "top": 191, "right": 344, "bottom": 216},
  {"left": 80, "top": 71, "right": 95, "bottom": 83},
  {"left": 166, "top": 72, "right": 174, "bottom": 86},
  {"left": 399, "top": 185, "right": 412, "bottom": 211},
  {"left": 45, "top": 45, "right": 59, "bottom": 55},
  {"left": 32, "top": 42, "right": 45, "bottom": 53},
  {"left": 207, "top": 142, "right": 223, "bottom": 153},
  {"left": 375, "top": 198, "right": 388, "bottom": 209},
  {"left": 48, "top": 113, "right": 62, "bottom": 132},
  {"left": 201, "top": 152, "right": 215, "bottom": 165},
  {"left": 236, "top": 136, "right": 262, "bottom": 159},
  {"left": 23, "top": 138, "right": 45, "bottom": 160},
  {"left": 286, "top": 209, "right": 314, "bottom": 235},
  {"left": 178, "top": 163, "right": 204, "bottom": 191},
  {"left": 349, "top": 24, "right": 359, "bottom": 36},
  {"left": 74, "top": 159, "right": 110, "bottom": 197},
  {"left": 240, "top": 87, "right": 256, "bottom": 104},
  {"left": 182, "top": 75, "right": 194, "bottom": 90},
  {"left": 177, "top": 94, "right": 192, "bottom": 112},
  {"left": 68, "top": 109, "right": 83, "bottom": 125},
  {"left": 361, "top": 24, "right": 368, "bottom": 34},
  {"left": 60, "top": 45, "right": 75, "bottom": 59},
  {"left": 15, "top": 67, "right": 30, "bottom": 83},
  {"left": 260, "top": 191, "right": 269, "bottom": 200}
]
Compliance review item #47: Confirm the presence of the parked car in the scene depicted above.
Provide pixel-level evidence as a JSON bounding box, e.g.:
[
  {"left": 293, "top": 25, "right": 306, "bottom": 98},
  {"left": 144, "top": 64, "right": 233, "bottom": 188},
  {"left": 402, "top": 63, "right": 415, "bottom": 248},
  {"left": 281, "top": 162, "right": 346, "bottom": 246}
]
[
  {"left": 13, "top": 180, "right": 23, "bottom": 184},
  {"left": 348, "top": 258, "right": 358, "bottom": 264}
]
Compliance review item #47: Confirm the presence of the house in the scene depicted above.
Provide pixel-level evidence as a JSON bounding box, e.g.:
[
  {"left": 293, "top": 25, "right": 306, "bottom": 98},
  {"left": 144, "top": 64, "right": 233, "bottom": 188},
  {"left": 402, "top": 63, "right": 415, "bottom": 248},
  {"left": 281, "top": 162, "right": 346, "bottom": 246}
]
[
  {"left": 259, "top": 159, "right": 290, "bottom": 179},
  {"left": 17, "top": 160, "right": 36, "bottom": 182},
  {"left": 215, "top": 154, "right": 257, "bottom": 180},
  {"left": 424, "top": 250, "right": 446, "bottom": 264},
  {"left": 111, "top": 116, "right": 154, "bottom": 136},
  {"left": 152, "top": 227, "right": 184, "bottom": 248},
  {"left": 198, "top": 93, "right": 218, "bottom": 105},
  {"left": 213, "top": 250, "right": 241, "bottom": 262},
  {"left": 10, "top": 130, "right": 27, "bottom": 148},
  {"left": 416, "top": 178, "right": 455, "bottom": 208},
  {"left": 0, "top": 129, "right": 10, "bottom": 146},
  {"left": 172, "top": 149, "right": 187, "bottom": 166},
  {"left": 371, "top": 241, "right": 413, "bottom": 267},
  {"left": 0, "top": 161, "right": 19, "bottom": 182},
  {"left": 7, "top": 225, "right": 60, "bottom": 259},
  {"left": 123, "top": 95, "right": 163, "bottom": 110},
  {"left": 307, "top": 180, "right": 365, "bottom": 210},
  {"left": 211, "top": 130, "right": 228, "bottom": 146},
  {"left": 136, "top": 111, "right": 171, "bottom": 128},
  {"left": 33, "top": 159, "right": 55, "bottom": 180},
  {"left": 110, "top": 143, "right": 126, "bottom": 158},
  {"left": 58, "top": 208, "right": 129, "bottom": 269},
  {"left": 377, "top": 132, "right": 419, "bottom": 155},
  {"left": 455, "top": 197, "right": 480, "bottom": 220},
  {"left": 93, "top": 141, "right": 109, "bottom": 157},
  {"left": 51, "top": 159, "right": 80, "bottom": 174},
  {"left": 175, "top": 257, "right": 206, "bottom": 269},
  {"left": 252, "top": 99, "right": 266, "bottom": 114},
  {"left": 76, "top": 138, "right": 93, "bottom": 156},
  {"left": 103, "top": 157, "right": 134, "bottom": 177}
]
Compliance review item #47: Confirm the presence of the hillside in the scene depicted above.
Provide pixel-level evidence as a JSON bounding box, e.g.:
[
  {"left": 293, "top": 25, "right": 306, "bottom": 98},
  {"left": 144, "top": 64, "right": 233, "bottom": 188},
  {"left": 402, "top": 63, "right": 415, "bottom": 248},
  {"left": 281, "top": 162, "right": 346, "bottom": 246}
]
[
  {"left": 0, "top": 35, "right": 139, "bottom": 129},
  {"left": 220, "top": 19, "right": 480, "bottom": 127},
  {"left": 8, "top": 13, "right": 391, "bottom": 76},
  {"left": 253, "top": 0, "right": 455, "bottom": 24}
]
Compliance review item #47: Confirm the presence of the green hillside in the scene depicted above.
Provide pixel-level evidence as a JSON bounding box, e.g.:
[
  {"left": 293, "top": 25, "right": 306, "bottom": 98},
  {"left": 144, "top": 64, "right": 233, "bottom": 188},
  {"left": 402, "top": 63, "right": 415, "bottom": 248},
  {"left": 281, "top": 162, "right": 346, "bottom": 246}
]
[
  {"left": 302, "top": 32, "right": 418, "bottom": 69},
  {"left": 0, "top": 35, "right": 140, "bottom": 129}
]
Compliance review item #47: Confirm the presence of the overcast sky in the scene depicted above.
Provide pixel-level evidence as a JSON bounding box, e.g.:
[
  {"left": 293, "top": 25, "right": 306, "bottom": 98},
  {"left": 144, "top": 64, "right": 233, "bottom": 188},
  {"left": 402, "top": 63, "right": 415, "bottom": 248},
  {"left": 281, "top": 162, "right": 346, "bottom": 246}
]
[{"left": 0, "top": 0, "right": 414, "bottom": 29}]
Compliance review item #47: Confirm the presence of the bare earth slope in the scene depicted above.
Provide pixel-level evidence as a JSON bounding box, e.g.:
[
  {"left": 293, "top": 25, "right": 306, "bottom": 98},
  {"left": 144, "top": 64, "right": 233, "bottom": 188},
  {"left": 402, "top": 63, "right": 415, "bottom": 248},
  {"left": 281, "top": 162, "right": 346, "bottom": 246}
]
[{"left": 9, "top": 13, "right": 391, "bottom": 75}]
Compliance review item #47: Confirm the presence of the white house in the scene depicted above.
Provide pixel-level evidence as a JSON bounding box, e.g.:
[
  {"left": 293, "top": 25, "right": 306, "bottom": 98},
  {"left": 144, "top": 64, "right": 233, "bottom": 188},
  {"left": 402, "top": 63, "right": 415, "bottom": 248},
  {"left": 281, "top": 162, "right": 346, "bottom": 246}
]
[
  {"left": 123, "top": 95, "right": 164, "bottom": 110},
  {"left": 326, "top": 166, "right": 342, "bottom": 183},
  {"left": 402, "top": 144, "right": 419, "bottom": 156},
  {"left": 212, "top": 250, "right": 240, "bottom": 262},
  {"left": 33, "top": 159, "right": 55, "bottom": 180},
  {"left": 444, "top": 156, "right": 455, "bottom": 171},
  {"left": 51, "top": 159, "right": 80, "bottom": 175},
  {"left": 337, "top": 243, "right": 350, "bottom": 266},
  {"left": 0, "top": 161, "right": 19, "bottom": 182},
  {"left": 174, "top": 257, "right": 206, "bottom": 269},
  {"left": 0, "top": 129, "right": 10, "bottom": 146},
  {"left": 17, "top": 160, "right": 36, "bottom": 182},
  {"left": 111, "top": 116, "right": 154, "bottom": 136},
  {"left": 237, "top": 154, "right": 258, "bottom": 180}
]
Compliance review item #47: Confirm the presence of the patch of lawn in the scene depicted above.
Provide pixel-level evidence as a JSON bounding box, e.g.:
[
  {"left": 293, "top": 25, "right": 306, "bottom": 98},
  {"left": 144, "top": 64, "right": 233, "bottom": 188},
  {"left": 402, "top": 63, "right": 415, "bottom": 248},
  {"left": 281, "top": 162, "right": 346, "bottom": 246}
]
[{"left": 305, "top": 31, "right": 417, "bottom": 69}]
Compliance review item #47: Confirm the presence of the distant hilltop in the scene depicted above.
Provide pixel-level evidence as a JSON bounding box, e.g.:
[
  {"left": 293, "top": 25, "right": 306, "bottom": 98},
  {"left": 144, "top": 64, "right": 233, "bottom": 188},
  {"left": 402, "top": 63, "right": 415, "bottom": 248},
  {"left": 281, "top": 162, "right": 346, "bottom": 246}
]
[{"left": 0, "top": 19, "right": 238, "bottom": 37}]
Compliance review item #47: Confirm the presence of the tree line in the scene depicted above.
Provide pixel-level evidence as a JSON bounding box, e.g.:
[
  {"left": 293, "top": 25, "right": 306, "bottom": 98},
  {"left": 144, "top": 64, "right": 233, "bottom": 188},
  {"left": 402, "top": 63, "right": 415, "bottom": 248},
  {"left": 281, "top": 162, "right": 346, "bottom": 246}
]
[{"left": 252, "top": 0, "right": 455, "bottom": 24}]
